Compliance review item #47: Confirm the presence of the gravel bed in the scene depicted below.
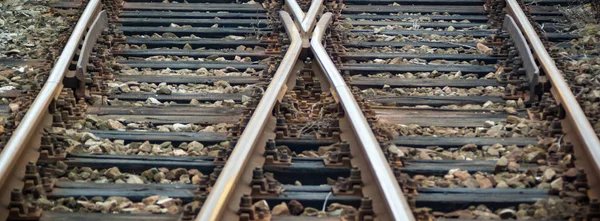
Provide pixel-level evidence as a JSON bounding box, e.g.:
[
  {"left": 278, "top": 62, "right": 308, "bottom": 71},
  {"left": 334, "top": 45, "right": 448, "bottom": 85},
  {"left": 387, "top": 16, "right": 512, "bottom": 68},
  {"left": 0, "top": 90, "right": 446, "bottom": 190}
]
[
  {"left": 119, "top": 67, "right": 265, "bottom": 77},
  {"left": 373, "top": 115, "right": 546, "bottom": 138},
  {"left": 361, "top": 86, "right": 506, "bottom": 97},
  {"left": 107, "top": 80, "right": 255, "bottom": 95},
  {"left": 119, "top": 55, "right": 262, "bottom": 63},
  {"left": 344, "top": 45, "right": 480, "bottom": 54},
  {"left": 350, "top": 58, "right": 488, "bottom": 66},
  {"left": 551, "top": 6, "right": 600, "bottom": 137},
  {"left": 348, "top": 17, "right": 474, "bottom": 24},
  {"left": 85, "top": 116, "right": 233, "bottom": 133},
  {"left": 277, "top": 142, "right": 342, "bottom": 158},
  {"left": 416, "top": 199, "right": 580, "bottom": 219},
  {"left": 104, "top": 99, "right": 248, "bottom": 107},
  {"left": 50, "top": 165, "right": 204, "bottom": 185},
  {"left": 412, "top": 168, "right": 562, "bottom": 189},
  {"left": 355, "top": 12, "right": 461, "bottom": 17},
  {"left": 352, "top": 70, "right": 496, "bottom": 79},
  {"left": 121, "top": 44, "right": 264, "bottom": 52},
  {"left": 348, "top": 24, "right": 490, "bottom": 32},
  {"left": 129, "top": 34, "right": 258, "bottom": 40},
  {"left": 52, "top": 128, "right": 229, "bottom": 156},
  {"left": 392, "top": 137, "right": 564, "bottom": 189},
  {"left": 0, "top": 0, "right": 78, "bottom": 154},
  {"left": 38, "top": 195, "right": 185, "bottom": 214},
  {"left": 346, "top": 33, "right": 487, "bottom": 43},
  {"left": 245, "top": 199, "right": 358, "bottom": 217},
  {"left": 389, "top": 137, "right": 556, "bottom": 161},
  {"left": 0, "top": 0, "right": 73, "bottom": 92},
  {"left": 0, "top": 0, "right": 71, "bottom": 59},
  {"left": 369, "top": 99, "right": 523, "bottom": 110}
]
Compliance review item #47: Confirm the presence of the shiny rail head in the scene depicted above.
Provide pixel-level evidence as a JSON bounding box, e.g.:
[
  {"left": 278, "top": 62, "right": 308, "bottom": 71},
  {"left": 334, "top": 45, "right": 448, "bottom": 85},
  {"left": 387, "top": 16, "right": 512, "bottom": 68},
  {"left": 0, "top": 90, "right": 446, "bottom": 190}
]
[
  {"left": 504, "top": 0, "right": 600, "bottom": 195},
  {"left": 0, "top": 0, "right": 103, "bottom": 200},
  {"left": 310, "top": 13, "right": 416, "bottom": 221},
  {"left": 78, "top": 10, "right": 108, "bottom": 75},
  {"left": 194, "top": 11, "right": 303, "bottom": 221},
  {"left": 283, "top": 0, "right": 324, "bottom": 34},
  {"left": 313, "top": 12, "right": 333, "bottom": 40},
  {"left": 278, "top": 11, "right": 302, "bottom": 42},
  {"left": 284, "top": 0, "right": 305, "bottom": 27}
]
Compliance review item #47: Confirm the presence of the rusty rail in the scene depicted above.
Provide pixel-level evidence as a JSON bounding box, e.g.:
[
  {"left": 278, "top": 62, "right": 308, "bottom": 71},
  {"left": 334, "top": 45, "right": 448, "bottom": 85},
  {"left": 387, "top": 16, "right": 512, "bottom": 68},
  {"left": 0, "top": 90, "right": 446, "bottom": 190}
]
[
  {"left": 194, "top": 10, "right": 302, "bottom": 221},
  {"left": 310, "top": 12, "right": 416, "bottom": 221},
  {"left": 503, "top": 14, "right": 539, "bottom": 102},
  {"left": 505, "top": 0, "right": 600, "bottom": 196}
]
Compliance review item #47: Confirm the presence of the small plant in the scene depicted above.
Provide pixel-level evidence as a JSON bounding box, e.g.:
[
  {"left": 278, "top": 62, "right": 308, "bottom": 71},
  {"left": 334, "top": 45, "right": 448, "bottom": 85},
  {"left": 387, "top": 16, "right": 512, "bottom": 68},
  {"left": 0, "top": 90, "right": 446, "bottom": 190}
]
[
  {"left": 560, "top": 0, "right": 600, "bottom": 25},
  {"left": 578, "top": 0, "right": 600, "bottom": 22}
]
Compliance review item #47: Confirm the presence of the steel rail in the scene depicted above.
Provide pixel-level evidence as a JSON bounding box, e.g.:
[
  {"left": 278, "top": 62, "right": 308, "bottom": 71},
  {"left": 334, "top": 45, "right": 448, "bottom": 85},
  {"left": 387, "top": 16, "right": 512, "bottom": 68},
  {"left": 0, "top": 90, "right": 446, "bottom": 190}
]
[
  {"left": 503, "top": 15, "right": 539, "bottom": 102},
  {"left": 300, "top": 0, "right": 323, "bottom": 34},
  {"left": 284, "top": 0, "right": 324, "bottom": 33},
  {"left": 505, "top": 0, "right": 600, "bottom": 185},
  {"left": 194, "top": 11, "right": 302, "bottom": 221},
  {"left": 310, "top": 12, "right": 416, "bottom": 221},
  {"left": 0, "top": 0, "right": 102, "bottom": 195},
  {"left": 285, "top": 0, "right": 305, "bottom": 28}
]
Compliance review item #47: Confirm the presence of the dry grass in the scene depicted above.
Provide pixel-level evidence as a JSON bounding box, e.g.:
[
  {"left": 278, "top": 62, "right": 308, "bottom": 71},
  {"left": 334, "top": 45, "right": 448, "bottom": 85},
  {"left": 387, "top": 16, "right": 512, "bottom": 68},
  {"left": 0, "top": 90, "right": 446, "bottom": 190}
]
[
  {"left": 562, "top": 0, "right": 600, "bottom": 23},
  {"left": 592, "top": 1, "right": 600, "bottom": 21}
]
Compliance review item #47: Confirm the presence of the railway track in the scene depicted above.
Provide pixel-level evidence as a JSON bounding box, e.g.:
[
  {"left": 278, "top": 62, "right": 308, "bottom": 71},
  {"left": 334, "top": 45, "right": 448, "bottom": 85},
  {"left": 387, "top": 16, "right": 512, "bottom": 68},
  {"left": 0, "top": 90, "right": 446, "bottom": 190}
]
[
  {"left": 0, "top": 0, "right": 600, "bottom": 220},
  {"left": 1, "top": 0, "right": 284, "bottom": 219},
  {"left": 325, "top": 0, "right": 599, "bottom": 219},
  {"left": 0, "top": 0, "right": 85, "bottom": 153}
]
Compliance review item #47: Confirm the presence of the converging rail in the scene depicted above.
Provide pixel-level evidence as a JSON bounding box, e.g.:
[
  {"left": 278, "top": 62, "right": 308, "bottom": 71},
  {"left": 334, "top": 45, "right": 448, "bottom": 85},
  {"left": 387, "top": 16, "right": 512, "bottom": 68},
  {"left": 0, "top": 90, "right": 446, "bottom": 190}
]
[
  {"left": 284, "top": 0, "right": 324, "bottom": 34},
  {"left": 195, "top": 11, "right": 303, "bottom": 221},
  {"left": 1, "top": 0, "right": 600, "bottom": 220},
  {"left": 197, "top": 1, "right": 415, "bottom": 220},
  {"left": 0, "top": 0, "right": 103, "bottom": 219},
  {"left": 310, "top": 13, "right": 415, "bottom": 221},
  {"left": 505, "top": 0, "right": 600, "bottom": 197}
]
